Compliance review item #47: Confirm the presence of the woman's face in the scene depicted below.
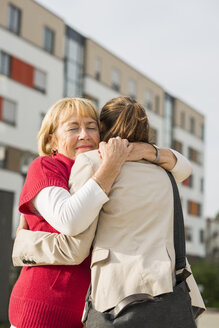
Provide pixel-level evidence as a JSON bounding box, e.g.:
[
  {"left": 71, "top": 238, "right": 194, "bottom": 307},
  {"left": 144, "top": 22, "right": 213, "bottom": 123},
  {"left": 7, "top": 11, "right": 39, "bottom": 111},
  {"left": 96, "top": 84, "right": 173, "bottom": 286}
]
[{"left": 54, "top": 113, "right": 100, "bottom": 160}]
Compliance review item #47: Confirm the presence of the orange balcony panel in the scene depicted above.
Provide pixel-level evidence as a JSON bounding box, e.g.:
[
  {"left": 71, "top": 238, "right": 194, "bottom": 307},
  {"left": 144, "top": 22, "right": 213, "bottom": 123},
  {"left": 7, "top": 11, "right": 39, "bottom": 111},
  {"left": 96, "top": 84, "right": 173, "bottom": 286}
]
[{"left": 11, "top": 57, "right": 34, "bottom": 88}]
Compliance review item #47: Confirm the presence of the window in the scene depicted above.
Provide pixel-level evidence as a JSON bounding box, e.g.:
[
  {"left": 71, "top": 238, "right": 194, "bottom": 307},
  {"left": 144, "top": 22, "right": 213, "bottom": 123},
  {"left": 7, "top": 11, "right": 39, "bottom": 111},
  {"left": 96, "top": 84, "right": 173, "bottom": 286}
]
[
  {"left": 182, "top": 175, "right": 193, "bottom": 188},
  {"left": 0, "top": 98, "right": 16, "bottom": 125},
  {"left": 172, "top": 140, "right": 183, "bottom": 153},
  {"left": 129, "top": 80, "right": 136, "bottom": 99},
  {"left": 0, "top": 52, "right": 11, "bottom": 77},
  {"left": 34, "top": 69, "right": 46, "bottom": 93},
  {"left": 190, "top": 117, "right": 195, "bottom": 134},
  {"left": 187, "top": 200, "right": 202, "bottom": 216},
  {"left": 20, "top": 152, "right": 36, "bottom": 175},
  {"left": 111, "top": 68, "right": 120, "bottom": 91},
  {"left": 65, "top": 35, "right": 84, "bottom": 97},
  {"left": 66, "top": 38, "right": 83, "bottom": 65},
  {"left": 145, "top": 90, "right": 152, "bottom": 110},
  {"left": 188, "top": 147, "right": 201, "bottom": 164},
  {"left": 201, "top": 123, "right": 205, "bottom": 140},
  {"left": 149, "top": 127, "right": 157, "bottom": 144},
  {"left": 43, "top": 27, "right": 54, "bottom": 54},
  {"left": 200, "top": 230, "right": 204, "bottom": 243},
  {"left": 95, "top": 58, "right": 101, "bottom": 80},
  {"left": 180, "top": 112, "right": 185, "bottom": 129},
  {"left": 0, "top": 144, "right": 7, "bottom": 168},
  {"left": 8, "top": 4, "right": 21, "bottom": 35},
  {"left": 0, "top": 52, "right": 46, "bottom": 92},
  {"left": 155, "top": 95, "right": 160, "bottom": 114},
  {"left": 185, "top": 226, "right": 192, "bottom": 242},
  {"left": 200, "top": 178, "right": 204, "bottom": 193}
]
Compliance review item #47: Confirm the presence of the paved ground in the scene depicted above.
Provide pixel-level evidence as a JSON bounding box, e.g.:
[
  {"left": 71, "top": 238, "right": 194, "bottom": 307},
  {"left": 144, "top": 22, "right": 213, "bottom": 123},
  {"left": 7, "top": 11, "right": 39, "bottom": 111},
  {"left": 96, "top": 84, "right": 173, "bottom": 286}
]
[{"left": 197, "top": 308, "right": 219, "bottom": 328}]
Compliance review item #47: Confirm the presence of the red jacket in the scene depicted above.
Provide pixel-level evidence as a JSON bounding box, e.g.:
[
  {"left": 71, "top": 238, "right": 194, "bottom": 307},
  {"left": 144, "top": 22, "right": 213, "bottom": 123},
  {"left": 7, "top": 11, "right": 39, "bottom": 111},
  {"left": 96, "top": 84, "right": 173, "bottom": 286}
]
[{"left": 9, "top": 153, "right": 91, "bottom": 328}]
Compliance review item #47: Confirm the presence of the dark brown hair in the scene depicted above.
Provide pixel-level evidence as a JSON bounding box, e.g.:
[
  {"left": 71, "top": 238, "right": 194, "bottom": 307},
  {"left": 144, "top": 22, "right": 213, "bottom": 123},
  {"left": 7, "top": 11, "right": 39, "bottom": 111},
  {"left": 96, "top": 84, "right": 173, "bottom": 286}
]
[{"left": 100, "top": 96, "right": 149, "bottom": 142}]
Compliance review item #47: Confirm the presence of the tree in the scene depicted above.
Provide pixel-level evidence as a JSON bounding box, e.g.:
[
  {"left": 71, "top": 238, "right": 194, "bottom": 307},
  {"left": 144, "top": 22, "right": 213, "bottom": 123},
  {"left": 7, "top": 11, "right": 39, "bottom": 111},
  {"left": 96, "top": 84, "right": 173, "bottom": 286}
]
[{"left": 191, "top": 259, "right": 219, "bottom": 307}]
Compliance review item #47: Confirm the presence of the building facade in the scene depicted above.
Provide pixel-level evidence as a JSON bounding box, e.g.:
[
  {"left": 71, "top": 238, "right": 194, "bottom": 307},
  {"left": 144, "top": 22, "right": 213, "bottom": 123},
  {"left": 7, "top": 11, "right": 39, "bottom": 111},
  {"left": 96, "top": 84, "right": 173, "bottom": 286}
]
[
  {"left": 82, "top": 38, "right": 206, "bottom": 257},
  {"left": 0, "top": 0, "right": 206, "bottom": 322},
  {"left": 172, "top": 99, "right": 205, "bottom": 257},
  {"left": 205, "top": 217, "right": 219, "bottom": 259},
  {"left": 0, "top": 0, "right": 65, "bottom": 321}
]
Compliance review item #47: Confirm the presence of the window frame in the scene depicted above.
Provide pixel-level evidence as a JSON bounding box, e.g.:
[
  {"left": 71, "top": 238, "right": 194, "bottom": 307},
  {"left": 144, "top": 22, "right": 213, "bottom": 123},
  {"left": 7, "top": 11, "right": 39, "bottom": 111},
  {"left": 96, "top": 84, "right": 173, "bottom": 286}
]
[
  {"left": 1, "top": 98, "right": 17, "bottom": 126},
  {"left": 8, "top": 4, "right": 21, "bottom": 35},
  {"left": 0, "top": 51, "right": 11, "bottom": 77},
  {"left": 43, "top": 26, "right": 55, "bottom": 54},
  {"left": 111, "top": 68, "right": 120, "bottom": 91}
]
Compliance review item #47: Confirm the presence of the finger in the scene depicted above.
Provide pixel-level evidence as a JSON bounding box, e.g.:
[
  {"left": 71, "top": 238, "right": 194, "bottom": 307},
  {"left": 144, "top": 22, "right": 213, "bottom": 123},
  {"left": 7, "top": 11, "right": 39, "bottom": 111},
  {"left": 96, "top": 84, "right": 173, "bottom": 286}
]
[
  {"left": 122, "top": 139, "right": 129, "bottom": 146},
  {"left": 108, "top": 138, "right": 115, "bottom": 143}
]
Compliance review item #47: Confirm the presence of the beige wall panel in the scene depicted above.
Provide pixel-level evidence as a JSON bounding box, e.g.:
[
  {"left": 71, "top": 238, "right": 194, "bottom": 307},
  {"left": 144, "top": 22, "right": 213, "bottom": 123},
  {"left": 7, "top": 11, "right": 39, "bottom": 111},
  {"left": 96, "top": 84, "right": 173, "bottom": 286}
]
[
  {"left": 0, "top": 0, "right": 8, "bottom": 26},
  {"left": 85, "top": 39, "right": 165, "bottom": 116},
  {"left": 0, "top": 0, "right": 65, "bottom": 59},
  {"left": 174, "top": 99, "right": 205, "bottom": 139}
]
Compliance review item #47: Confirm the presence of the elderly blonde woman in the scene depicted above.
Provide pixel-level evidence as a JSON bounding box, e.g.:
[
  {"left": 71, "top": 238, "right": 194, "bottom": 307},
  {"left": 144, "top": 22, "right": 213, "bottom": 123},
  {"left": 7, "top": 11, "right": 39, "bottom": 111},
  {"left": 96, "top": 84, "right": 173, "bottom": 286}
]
[{"left": 11, "top": 97, "right": 204, "bottom": 328}]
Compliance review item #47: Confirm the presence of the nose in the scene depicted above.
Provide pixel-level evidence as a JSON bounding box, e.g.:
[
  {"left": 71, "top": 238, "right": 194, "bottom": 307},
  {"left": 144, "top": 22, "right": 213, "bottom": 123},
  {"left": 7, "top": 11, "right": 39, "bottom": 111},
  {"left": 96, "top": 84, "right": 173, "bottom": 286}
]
[{"left": 78, "top": 127, "right": 89, "bottom": 140}]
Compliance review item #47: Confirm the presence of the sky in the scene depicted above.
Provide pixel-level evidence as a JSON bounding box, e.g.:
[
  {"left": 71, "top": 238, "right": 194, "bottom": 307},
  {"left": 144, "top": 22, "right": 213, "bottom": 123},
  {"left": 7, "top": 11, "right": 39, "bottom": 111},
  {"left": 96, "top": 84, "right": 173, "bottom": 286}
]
[{"left": 36, "top": 0, "right": 219, "bottom": 217}]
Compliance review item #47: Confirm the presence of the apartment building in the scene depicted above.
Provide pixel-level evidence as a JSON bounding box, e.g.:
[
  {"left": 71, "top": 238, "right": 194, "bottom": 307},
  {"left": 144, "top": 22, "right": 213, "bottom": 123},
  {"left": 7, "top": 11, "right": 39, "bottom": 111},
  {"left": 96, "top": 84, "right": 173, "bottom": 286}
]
[
  {"left": 0, "top": 0, "right": 206, "bottom": 322},
  {"left": 83, "top": 38, "right": 165, "bottom": 145},
  {"left": 0, "top": 0, "right": 65, "bottom": 320},
  {"left": 172, "top": 99, "right": 205, "bottom": 257},
  {"left": 83, "top": 38, "right": 206, "bottom": 258},
  {"left": 205, "top": 217, "right": 219, "bottom": 259}
]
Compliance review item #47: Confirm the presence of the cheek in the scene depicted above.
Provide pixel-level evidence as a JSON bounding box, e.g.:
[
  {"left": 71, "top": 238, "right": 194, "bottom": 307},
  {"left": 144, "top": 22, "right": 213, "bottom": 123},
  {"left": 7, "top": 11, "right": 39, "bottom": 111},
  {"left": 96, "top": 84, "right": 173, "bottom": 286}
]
[
  {"left": 93, "top": 132, "right": 100, "bottom": 146},
  {"left": 59, "top": 136, "right": 77, "bottom": 154}
]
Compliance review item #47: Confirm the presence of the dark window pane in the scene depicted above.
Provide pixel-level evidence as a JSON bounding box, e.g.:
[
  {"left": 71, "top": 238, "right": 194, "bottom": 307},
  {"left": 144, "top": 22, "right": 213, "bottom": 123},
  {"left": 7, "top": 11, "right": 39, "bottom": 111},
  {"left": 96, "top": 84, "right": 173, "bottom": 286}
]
[
  {"left": 44, "top": 27, "right": 54, "bottom": 54},
  {"left": 8, "top": 4, "right": 21, "bottom": 35},
  {"left": 0, "top": 52, "right": 11, "bottom": 76}
]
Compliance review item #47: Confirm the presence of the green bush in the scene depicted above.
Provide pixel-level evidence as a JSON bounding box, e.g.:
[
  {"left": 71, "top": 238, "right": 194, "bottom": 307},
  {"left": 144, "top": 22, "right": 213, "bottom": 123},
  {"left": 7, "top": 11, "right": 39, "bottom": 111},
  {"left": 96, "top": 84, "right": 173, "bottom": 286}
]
[{"left": 191, "top": 259, "right": 219, "bottom": 307}]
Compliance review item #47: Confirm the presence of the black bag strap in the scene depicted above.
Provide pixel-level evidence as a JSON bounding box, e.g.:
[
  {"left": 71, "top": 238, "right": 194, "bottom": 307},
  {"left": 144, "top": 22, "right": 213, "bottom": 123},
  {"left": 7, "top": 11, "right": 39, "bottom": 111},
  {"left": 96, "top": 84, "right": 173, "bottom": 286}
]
[{"left": 166, "top": 171, "right": 186, "bottom": 271}]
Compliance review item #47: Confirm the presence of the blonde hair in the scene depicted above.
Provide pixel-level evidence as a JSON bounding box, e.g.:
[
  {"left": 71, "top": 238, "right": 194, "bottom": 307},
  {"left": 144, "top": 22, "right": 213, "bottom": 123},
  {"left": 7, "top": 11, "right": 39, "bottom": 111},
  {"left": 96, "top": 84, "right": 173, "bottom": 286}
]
[
  {"left": 38, "top": 97, "right": 99, "bottom": 156},
  {"left": 100, "top": 96, "right": 149, "bottom": 142}
]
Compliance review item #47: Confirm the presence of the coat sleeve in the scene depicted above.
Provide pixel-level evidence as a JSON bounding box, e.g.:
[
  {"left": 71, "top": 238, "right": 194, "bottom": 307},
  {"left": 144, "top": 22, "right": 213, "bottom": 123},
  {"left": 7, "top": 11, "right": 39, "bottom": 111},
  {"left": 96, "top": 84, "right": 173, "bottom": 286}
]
[
  {"left": 169, "top": 149, "right": 193, "bottom": 183},
  {"left": 185, "top": 258, "right": 206, "bottom": 317},
  {"left": 12, "top": 153, "right": 102, "bottom": 266}
]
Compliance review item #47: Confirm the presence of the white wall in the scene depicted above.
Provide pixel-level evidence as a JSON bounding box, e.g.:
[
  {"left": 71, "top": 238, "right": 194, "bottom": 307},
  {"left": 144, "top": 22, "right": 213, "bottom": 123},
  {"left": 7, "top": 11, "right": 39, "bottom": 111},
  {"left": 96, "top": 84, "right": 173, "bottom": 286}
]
[
  {"left": 0, "top": 27, "right": 64, "bottom": 153},
  {"left": 84, "top": 75, "right": 124, "bottom": 110}
]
